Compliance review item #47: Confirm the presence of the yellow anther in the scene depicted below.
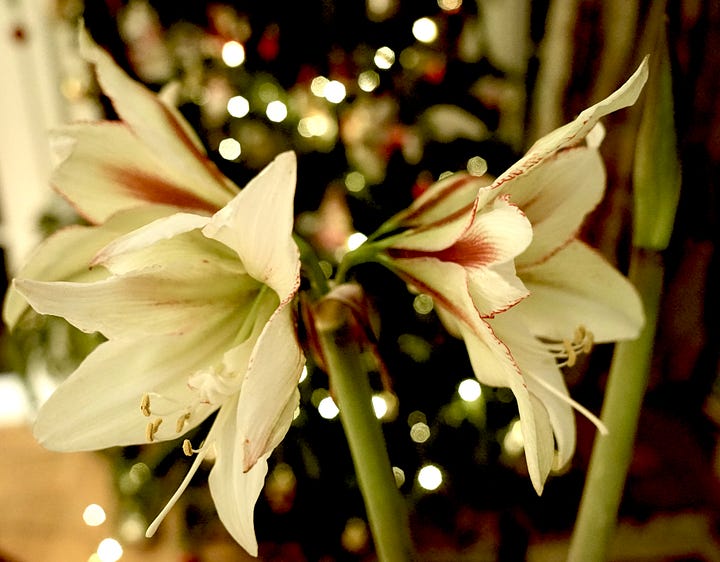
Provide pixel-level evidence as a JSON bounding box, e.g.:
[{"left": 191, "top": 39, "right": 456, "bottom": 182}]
[
  {"left": 176, "top": 413, "right": 191, "bottom": 433},
  {"left": 145, "top": 421, "right": 155, "bottom": 442},
  {"left": 153, "top": 418, "right": 163, "bottom": 432},
  {"left": 140, "top": 393, "right": 152, "bottom": 417},
  {"left": 182, "top": 439, "right": 194, "bottom": 456},
  {"left": 563, "top": 339, "right": 577, "bottom": 368}
]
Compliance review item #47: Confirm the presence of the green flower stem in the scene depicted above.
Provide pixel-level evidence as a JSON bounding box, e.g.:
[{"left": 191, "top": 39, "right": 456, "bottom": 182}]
[
  {"left": 567, "top": 248, "right": 663, "bottom": 561},
  {"left": 314, "top": 299, "right": 414, "bottom": 562}
]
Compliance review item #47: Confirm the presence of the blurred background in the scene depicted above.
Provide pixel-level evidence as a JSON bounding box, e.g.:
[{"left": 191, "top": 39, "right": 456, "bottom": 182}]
[{"left": 0, "top": 1, "right": 718, "bottom": 560}]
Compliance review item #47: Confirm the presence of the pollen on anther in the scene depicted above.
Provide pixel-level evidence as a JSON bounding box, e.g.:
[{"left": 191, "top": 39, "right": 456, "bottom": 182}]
[
  {"left": 562, "top": 339, "right": 577, "bottom": 368},
  {"left": 145, "top": 421, "right": 155, "bottom": 442},
  {"left": 176, "top": 413, "right": 191, "bottom": 433},
  {"left": 182, "top": 439, "right": 194, "bottom": 456},
  {"left": 140, "top": 393, "right": 151, "bottom": 417}
]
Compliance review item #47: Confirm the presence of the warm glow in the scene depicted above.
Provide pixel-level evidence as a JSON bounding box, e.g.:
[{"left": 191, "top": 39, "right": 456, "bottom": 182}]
[
  {"left": 298, "top": 114, "right": 334, "bottom": 138},
  {"left": 410, "top": 422, "right": 431, "bottom": 443},
  {"left": 266, "top": 100, "right": 288, "bottom": 122},
  {"left": 218, "top": 138, "right": 241, "bottom": 160},
  {"left": 227, "top": 95, "right": 250, "bottom": 118},
  {"left": 458, "top": 378, "right": 482, "bottom": 402},
  {"left": 311, "top": 76, "right": 330, "bottom": 97},
  {"left": 347, "top": 232, "right": 367, "bottom": 251},
  {"left": 324, "top": 80, "right": 347, "bottom": 103},
  {"left": 467, "top": 156, "right": 488, "bottom": 176},
  {"left": 413, "top": 294, "right": 434, "bottom": 315},
  {"left": 438, "top": 0, "right": 462, "bottom": 10},
  {"left": 372, "top": 394, "right": 388, "bottom": 419},
  {"left": 358, "top": 70, "right": 380, "bottom": 92},
  {"left": 345, "top": 171, "right": 366, "bottom": 192},
  {"left": 503, "top": 419, "right": 524, "bottom": 456},
  {"left": 96, "top": 538, "right": 123, "bottom": 562},
  {"left": 374, "top": 46, "right": 396, "bottom": 70},
  {"left": 392, "top": 466, "right": 406, "bottom": 487},
  {"left": 83, "top": 504, "right": 107, "bottom": 527},
  {"left": 417, "top": 464, "right": 443, "bottom": 490},
  {"left": 221, "top": 41, "right": 245, "bottom": 67},
  {"left": 318, "top": 396, "right": 339, "bottom": 419},
  {"left": 412, "top": 17, "right": 438, "bottom": 43}
]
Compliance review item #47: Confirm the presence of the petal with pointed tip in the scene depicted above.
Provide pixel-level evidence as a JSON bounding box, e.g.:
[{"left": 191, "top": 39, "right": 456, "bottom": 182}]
[
  {"left": 78, "top": 29, "right": 237, "bottom": 209},
  {"left": 491, "top": 58, "right": 648, "bottom": 191},
  {"left": 3, "top": 206, "right": 173, "bottom": 328},
  {"left": 52, "top": 123, "right": 228, "bottom": 223},
  {"left": 209, "top": 394, "right": 267, "bottom": 557},
  {"left": 203, "top": 151, "right": 300, "bottom": 302},
  {"left": 235, "top": 303, "right": 304, "bottom": 471},
  {"left": 32, "top": 331, "right": 236, "bottom": 451}
]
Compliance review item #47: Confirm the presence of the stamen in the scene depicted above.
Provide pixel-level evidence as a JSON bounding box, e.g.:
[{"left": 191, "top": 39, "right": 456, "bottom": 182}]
[
  {"left": 176, "top": 412, "right": 191, "bottom": 433},
  {"left": 182, "top": 439, "right": 194, "bottom": 456},
  {"left": 562, "top": 339, "right": 577, "bottom": 367},
  {"left": 548, "top": 326, "right": 595, "bottom": 368},
  {"left": 140, "top": 393, "right": 152, "bottom": 417},
  {"left": 145, "top": 418, "right": 163, "bottom": 442}
]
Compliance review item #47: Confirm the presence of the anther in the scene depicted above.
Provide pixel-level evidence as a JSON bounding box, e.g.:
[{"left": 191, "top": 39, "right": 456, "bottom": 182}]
[
  {"left": 562, "top": 339, "right": 577, "bottom": 368},
  {"left": 176, "top": 412, "right": 191, "bottom": 433},
  {"left": 182, "top": 439, "right": 194, "bottom": 456},
  {"left": 140, "top": 393, "right": 152, "bottom": 417},
  {"left": 146, "top": 418, "right": 163, "bottom": 442}
]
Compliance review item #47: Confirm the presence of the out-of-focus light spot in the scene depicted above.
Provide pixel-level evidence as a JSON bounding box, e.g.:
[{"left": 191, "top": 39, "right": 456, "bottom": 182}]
[
  {"left": 372, "top": 395, "right": 388, "bottom": 419},
  {"left": 438, "top": 170, "right": 454, "bottom": 180},
  {"left": 407, "top": 410, "right": 427, "bottom": 426},
  {"left": 438, "top": 0, "right": 462, "bottom": 11},
  {"left": 400, "top": 47, "right": 420, "bottom": 70},
  {"left": 358, "top": 70, "right": 380, "bottom": 92},
  {"left": 298, "top": 114, "right": 334, "bottom": 138},
  {"left": 412, "top": 17, "right": 438, "bottom": 43},
  {"left": 503, "top": 419, "right": 524, "bottom": 456},
  {"left": 410, "top": 422, "right": 431, "bottom": 443},
  {"left": 227, "top": 95, "right": 250, "bottom": 117},
  {"left": 467, "top": 156, "right": 488, "bottom": 176},
  {"left": 374, "top": 46, "right": 396, "bottom": 70},
  {"left": 266, "top": 100, "right": 287, "bottom": 122},
  {"left": 392, "top": 466, "right": 406, "bottom": 487},
  {"left": 347, "top": 232, "right": 367, "bottom": 251},
  {"left": 299, "top": 365, "right": 308, "bottom": 383},
  {"left": 293, "top": 405, "right": 301, "bottom": 420},
  {"left": 83, "top": 504, "right": 106, "bottom": 527},
  {"left": 311, "top": 76, "right": 330, "bottom": 97},
  {"left": 318, "top": 396, "right": 339, "bottom": 419},
  {"left": 258, "top": 82, "right": 279, "bottom": 103},
  {"left": 219, "top": 138, "right": 241, "bottom": 160},
  {"left": 458, "top": 378, "right": 482, "bottom": 402},
  {"left": 413, "top": 294, "right": 434, "bottom": 315},
  {"left": 341, "top": 517, "right": 369, "bottom": 553},
  {"left": 324, "top": 80, "right": 346, "bottom": 103},
  {"left": 345, "top": 171, "right": 366, "bottom": 192},
  {"left": 367, "top": 0, "right": 395, "bottom": 19},
  {"left": 118, "top": 513, "right": 146, "bottom": 543},
  {"left": 96, "top": 538, "right": 123, "bottom": 562},
  {"left": 0, "top": 373, "right": 31, "bottom": 426},
  {"left": 221, "top": 40, "right": 245, "bottom": 67},
  {"left": 418, "top": 464, "right": 443, "bottom": 491}
]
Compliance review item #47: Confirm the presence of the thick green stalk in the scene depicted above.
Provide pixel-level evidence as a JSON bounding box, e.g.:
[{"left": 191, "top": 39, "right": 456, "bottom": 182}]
[
  {"left": 567, "top": 249, "right": 663, "bottom": 561},
  {"left": 314, "top": 300, "right": 414, "bottom": 562}
]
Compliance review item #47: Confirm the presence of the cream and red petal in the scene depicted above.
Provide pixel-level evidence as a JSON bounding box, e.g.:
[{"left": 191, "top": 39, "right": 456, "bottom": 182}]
[
  {"left": 501, "top": 146, "right": 606, "bottom": 267},
  {"left": 32, "top": 332, "right": 228, "bottom": 452},
  {"left": 2, "top": 206, "right": 173, "bottom": 329},
  {"left": 78, "top": 29, "right": 238, "bottom": 209},
  {"left": 52, "top": 123, "right": 227, "bottom": 224},
  {"left": 489, "top": 309, "right": 576, "bottom": 471},
  {"left": 14, "top": 253, "right": 246, "bottom": 339},
  {"left": 234, "top": 302, "right": 304, "bottom": 471},
  {"left": 490, "top": 58, "right": 648, "bottom": 192},
  {"left": 203, "top": 151, "right": 301, "bottom": 303},
  {"left": 467, "top": 262, "right": 529, "bottom": 318},
  {"left": 518, "top": 240, "right": 645, "bottom": 343}
]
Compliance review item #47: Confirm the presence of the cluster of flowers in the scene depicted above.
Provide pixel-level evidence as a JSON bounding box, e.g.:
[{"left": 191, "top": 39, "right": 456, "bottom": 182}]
[{"left": 3, "top": 29, "right": 647, "bottom": 556}]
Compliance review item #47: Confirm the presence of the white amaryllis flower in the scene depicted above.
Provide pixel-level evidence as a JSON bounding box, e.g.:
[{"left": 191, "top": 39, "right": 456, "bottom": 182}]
[
  {"left": 4, "top": 28, "right": 238, "bottom": 328},
  {"left": 2, "top": 29, "right": 304, "bottom": 554},
  {"left": 10, "top": 151, "right": 304, "bottom": 556},
  {"left": 370, "top": 59, "right": 648, "bottom": 493}
]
